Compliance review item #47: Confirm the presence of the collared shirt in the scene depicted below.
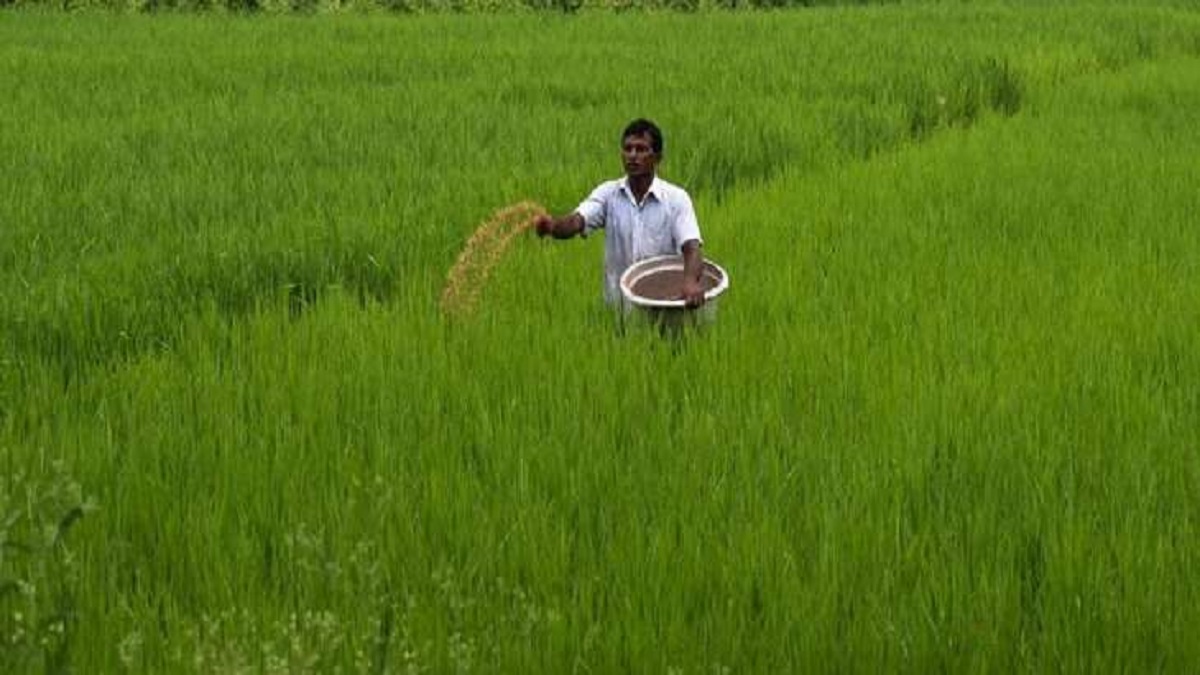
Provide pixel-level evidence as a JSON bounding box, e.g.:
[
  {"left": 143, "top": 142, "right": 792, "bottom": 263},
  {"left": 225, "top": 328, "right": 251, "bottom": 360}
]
[{"left": 574, "top": 175, "right": 703, "bottom": 305}]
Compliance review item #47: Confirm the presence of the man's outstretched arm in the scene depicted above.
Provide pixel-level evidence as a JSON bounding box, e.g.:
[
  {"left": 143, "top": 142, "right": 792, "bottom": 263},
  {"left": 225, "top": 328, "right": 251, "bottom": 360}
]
[{"left": 534, "top": 213, "right": 585, "bottom": 240}]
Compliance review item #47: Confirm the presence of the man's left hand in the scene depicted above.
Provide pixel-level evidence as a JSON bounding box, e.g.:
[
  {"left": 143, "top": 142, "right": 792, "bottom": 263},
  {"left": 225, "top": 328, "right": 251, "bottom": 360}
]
[{"left": 681, "top": 279, "right": 706, "bottom": 309}]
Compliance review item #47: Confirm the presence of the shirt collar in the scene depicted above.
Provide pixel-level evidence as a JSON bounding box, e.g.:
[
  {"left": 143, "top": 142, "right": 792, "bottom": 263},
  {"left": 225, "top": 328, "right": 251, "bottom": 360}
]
[{"left": 619, "top": 175, "right": 663, "bottom": 206}]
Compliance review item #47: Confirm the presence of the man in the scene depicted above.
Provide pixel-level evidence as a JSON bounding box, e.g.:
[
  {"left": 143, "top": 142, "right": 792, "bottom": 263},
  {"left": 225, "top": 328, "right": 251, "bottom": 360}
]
[{"left": 534, "top": 119, "right": 706, "bottom": 309}]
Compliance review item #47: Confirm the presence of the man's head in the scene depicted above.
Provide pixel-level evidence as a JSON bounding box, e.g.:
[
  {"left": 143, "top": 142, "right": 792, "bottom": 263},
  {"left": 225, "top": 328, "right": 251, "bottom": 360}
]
[{"left": 621, "top": 118, "right": 663, "bottom": 179}]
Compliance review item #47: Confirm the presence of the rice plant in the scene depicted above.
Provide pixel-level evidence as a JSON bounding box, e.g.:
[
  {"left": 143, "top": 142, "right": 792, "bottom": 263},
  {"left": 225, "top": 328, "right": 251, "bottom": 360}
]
[{"left": 3, "top": 4, "right": 1200, "bottom": 671}]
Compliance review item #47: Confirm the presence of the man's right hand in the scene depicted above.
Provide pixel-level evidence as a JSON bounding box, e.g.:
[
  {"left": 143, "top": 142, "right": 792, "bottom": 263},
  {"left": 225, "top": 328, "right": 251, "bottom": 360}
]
[{"left": 535, "top": 213, "right": 586, "bottom": 239}]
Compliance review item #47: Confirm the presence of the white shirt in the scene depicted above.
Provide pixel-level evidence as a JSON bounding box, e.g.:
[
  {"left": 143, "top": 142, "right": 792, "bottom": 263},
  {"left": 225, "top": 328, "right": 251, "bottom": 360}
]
[{"left": 574, "top": 176, "right": 703, "bottom": 305}]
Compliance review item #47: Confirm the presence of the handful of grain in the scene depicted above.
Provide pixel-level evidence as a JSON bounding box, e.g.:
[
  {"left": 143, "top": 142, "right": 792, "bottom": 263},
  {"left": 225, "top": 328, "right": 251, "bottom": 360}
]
[{"left": 440, "top": 200, "right": 547, "bottom": 317}]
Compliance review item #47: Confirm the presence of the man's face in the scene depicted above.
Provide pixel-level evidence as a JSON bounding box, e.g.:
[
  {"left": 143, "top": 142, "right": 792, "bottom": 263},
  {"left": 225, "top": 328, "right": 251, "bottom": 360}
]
[{"left": 622, "top": 132, "right": 659, "bottom": 179}]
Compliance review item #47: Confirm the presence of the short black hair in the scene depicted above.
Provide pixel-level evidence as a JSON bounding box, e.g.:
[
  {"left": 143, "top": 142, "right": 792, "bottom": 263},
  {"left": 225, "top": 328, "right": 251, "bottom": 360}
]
[{"left": 622, "top": 118, "right": 663, "bottom": 155}]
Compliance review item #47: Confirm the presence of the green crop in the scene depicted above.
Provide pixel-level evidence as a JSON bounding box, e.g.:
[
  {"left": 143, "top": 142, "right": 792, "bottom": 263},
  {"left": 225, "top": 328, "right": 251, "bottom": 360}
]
[{"left": 3, "top": 4, "right": 1200, "bottom": 672}]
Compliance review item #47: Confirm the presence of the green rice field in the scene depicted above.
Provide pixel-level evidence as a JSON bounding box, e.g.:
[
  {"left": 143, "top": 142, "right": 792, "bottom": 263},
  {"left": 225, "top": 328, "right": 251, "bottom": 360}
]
[{"left": 4, "top": 3, "right": 1200, "bottom": 672}]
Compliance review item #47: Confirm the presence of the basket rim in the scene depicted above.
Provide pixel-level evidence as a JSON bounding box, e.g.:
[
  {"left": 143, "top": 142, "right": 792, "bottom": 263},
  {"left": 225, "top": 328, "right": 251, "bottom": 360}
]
[{"left": 619, "top": 254, "right": 730, "bottom": 309}]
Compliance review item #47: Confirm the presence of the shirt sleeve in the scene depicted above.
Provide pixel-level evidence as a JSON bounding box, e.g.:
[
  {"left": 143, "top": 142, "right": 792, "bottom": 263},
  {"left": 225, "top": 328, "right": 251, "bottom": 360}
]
[
  {"left": 672, "top": 191, "right": 703, "bottom": 250},
  {"left": 575, "top": 182, "right": 610, "bottom": 237}
]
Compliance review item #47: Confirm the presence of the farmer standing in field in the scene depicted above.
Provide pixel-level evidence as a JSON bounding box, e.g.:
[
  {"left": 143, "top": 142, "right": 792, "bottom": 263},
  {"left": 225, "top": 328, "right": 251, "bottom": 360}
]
[{"left": 534, "top": 119, "right": 706, "bottom": 309}]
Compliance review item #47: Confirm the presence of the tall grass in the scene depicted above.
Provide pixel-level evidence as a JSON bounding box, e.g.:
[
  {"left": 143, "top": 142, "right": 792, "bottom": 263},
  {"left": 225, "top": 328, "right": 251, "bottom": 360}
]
[{"left": 3, "top": 4, "right": 1200, "bottom": 671}]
